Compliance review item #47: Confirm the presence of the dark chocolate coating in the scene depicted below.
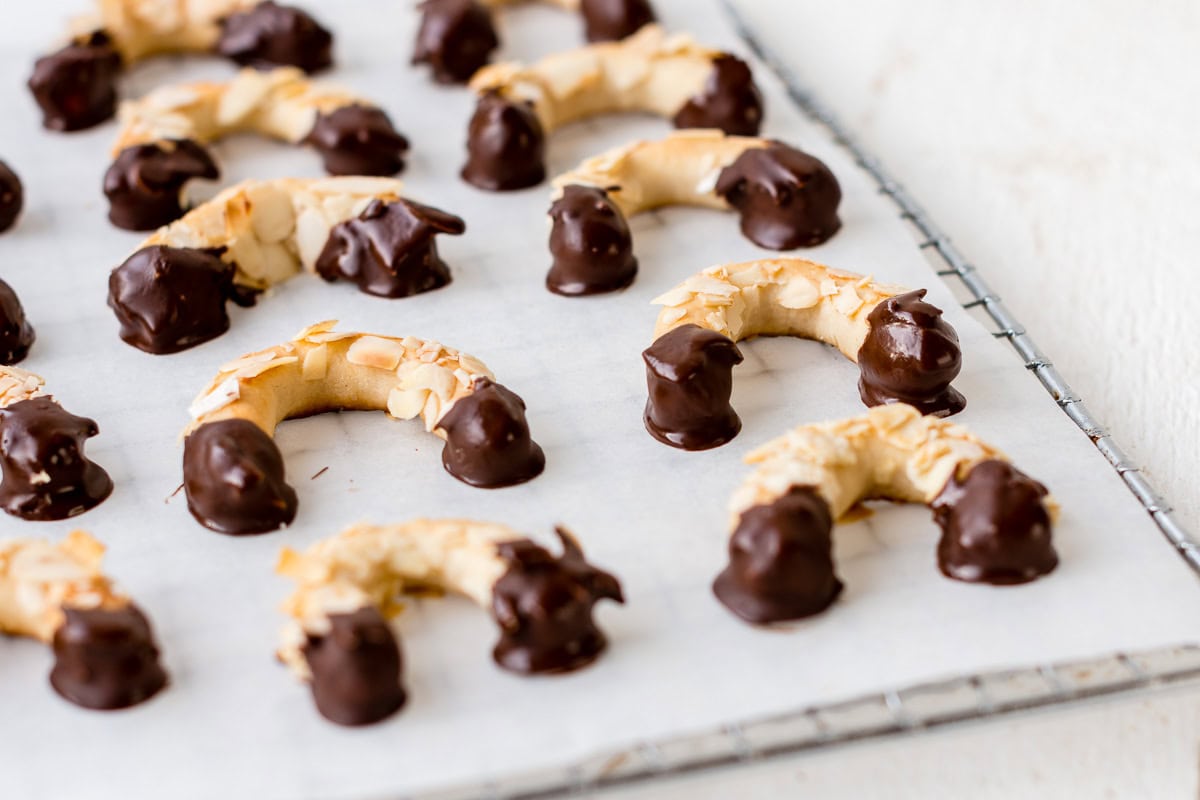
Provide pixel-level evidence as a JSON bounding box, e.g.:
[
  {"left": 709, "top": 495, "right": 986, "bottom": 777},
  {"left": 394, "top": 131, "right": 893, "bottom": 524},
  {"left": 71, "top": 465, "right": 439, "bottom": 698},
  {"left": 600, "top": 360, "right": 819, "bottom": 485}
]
[
  {"left": 50, "top": 604, "right": 168, "bottom": 710},
  {"left": 673, "top": 55, "right": 763, "bottom": 136},
  {"left": 546, "top": 185, "right": 638, "bottom": 296},
  {"left": 27, "top": 32, "right": 122, "bottom": 132},
  {"left": 413, "top": 0, "right": 499, "bottom": 84},
  {"left": 492, "top": 528, "right": 624, "bottom": 674},
  {"left": 436, "top": 378, "right": 545, "bottom": 488},
  {"left": 305, "top": 105, "right": 409, "bottom": 177},
  {"left": 314, "top": 198, "right": 464, "bottom": 298},
  {"left": 183, "top": 419, "right": 297, "bottom": 535},
  {"left": 215, "top": 1, "right": 333, "bottom": 74},
  {"left": 303, "top": 607, "right": 406, "bottom": 726},
  {"left": 643, "top": 325, "right": 743, "bottom": 450},
  {"left": 103, "top": 140, "right": 220, "bottom": 231},
  {"left": 0, "top": 397, "right": 112, "bottom": 521},
  {"left": 461, "top": 92, "right": 546, "bottom": 191},
  {"left": 579, "top": 0, "right": 656, "bottom": 41},
  {"left": 715, "top": 141, "right": 842, "bottom": 249},
  {"left": 0, "top": 279, "right": 35, "bottom": 364},
  {"left": 857, "top": 290, "right": 966, "bottom": 417},
  {"left": 932, "top": 459, "right": 1058, "bottom": 585},
  {"left": 108, "top": 245, "right": 257, "bottom": 355},
  {"left": 713, "top": 486, "right": 842, "bottom": 624},
  {"left": 0, "top": 160, "right": 24, "bottom": 233}
]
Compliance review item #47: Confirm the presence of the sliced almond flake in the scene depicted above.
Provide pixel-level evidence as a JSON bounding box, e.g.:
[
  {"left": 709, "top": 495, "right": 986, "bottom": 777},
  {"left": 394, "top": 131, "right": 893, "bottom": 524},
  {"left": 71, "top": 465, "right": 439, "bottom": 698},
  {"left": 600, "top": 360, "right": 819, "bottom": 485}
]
[
  {"left": 346, "top": 337, "right": 406, "bottom": 370},
  {"left": 304, "top": 331, "right": 362, "bottom": 344},
  {"left": 688, "top": 276, "right": 739, "bottom": 297},
  {"left": 234, "top": 356, "right": 298, "bottom": 381},
  {"left": 294, "top": 320, "right": 338, "bottom": 340},
  {"left": 386, "top": 388, "right": 429, "bottom": 420},
  {"left": 189, "top": 377, "right": 241, "bottom": 419},
  {"left": 650, "top": 286, "right": 694, "bottom": 307},
  {"left": 302, "top": 345, "right": 329, "bottom": 381},
  {"left": 818, "top": 278, "right": 839, "bottom": 297},
  {"left": 775, "top": 278, "right": 820, "bottom": 310},
  {"left": 658, "top": 307, "right": 687, "bottom": 325},
  {"left": 832, "top": 285, "right": 864, "bottom": 316}
]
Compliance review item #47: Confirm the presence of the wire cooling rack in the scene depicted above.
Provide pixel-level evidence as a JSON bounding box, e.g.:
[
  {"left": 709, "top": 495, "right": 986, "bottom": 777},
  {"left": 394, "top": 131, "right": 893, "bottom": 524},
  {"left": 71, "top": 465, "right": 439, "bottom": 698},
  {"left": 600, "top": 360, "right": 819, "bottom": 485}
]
[{"left": 412, "top": 3, "right": 1200, "bottom": 798}]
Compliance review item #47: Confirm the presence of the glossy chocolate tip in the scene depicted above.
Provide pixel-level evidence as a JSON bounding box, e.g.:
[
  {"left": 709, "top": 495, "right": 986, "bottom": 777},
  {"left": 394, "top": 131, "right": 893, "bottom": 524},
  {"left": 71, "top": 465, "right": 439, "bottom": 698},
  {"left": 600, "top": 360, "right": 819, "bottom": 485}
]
[
  {"left": 714, "top": 486, "right": 843, "bottom": 624},
  {"left": 492, "top": 527, "right": 624, "bottom": 674},
  {"left": 0, "top": 160, "right": 24, "bottom": 234},
  {"left": 28, "top": 32, "right": 122, "bottom": 132},
  {"left": 547, "top": 185, "right": 638, "bottom": 296},
  {"left": 108, "top": 245, "right": 257, "bottom": 355},
  {"left": 413, "top": 0, "right": 498, "bottom": 84},
  {"left": 715, "top": 141, "right": 842, "bottom": 249},
  {"left": 0, "top": 396, "right": 113, "bottom": 521},
  {"left": 643, "top": 325, "right": 743, "bottom": 451},
  {"left": 315, "top": 198, "right": 463, "bottom": 298},
  {"left": 580, "top": 0, "right": 657, "bottom": 41},
  {"left": 672, "top": 55, "right": 763, "bottom": 136},
  {"left": 462, "top": 92, "right": 546, "bottom": 191},
  {"left": 50, "top": 604, "right": 168, "bottom": 710},
  {"left": 933, "top": 459, "right": 1058, "bottom": 585},
  {"left": 857, "top": 289, "right": 966, "bottom": 417},
  {"left": 183, "top": 419, "right": 298, "bottom": 535},
  {"left": 306, "top": 105, "right": 409, "bottom": 177},
  {"left": 437, "top": 378, "right": 545, "bottom": 488},
  {"left": 304, "top": 607, "right": 406, "bottom": 726},
  {"left": 104, "top": 140, "right": 220, "bottom": 231},
  {"left": 216, "top": 1, "right": 333, "bottom": 73},
  {"left": 0, "top": 278, "right": 35, "bottom": 364}
]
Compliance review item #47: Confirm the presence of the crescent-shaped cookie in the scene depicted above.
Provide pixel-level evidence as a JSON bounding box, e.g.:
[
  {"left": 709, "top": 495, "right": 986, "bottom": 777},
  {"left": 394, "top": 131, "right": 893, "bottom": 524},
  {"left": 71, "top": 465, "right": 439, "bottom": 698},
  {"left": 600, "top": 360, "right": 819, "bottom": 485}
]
[
  {"left": 462, "top": 24, "right": 763, "bottom": 190},
  {"left": 107, "top": 177, "right": 465, "bottom": 354},
  {"left": 276, "top": 519, "right": 623, "bottom": 725},
  {"left": 28, "top": 0, "right": 333, "bottom": 132},
  {"left": 182, "top": 322, "right": 546, "bottom": 535},
  {"left": 0, "top": 531, "right": 168, "bottom": 709},
  {"left": 642, "top": 258, "right": 966, "bottom": 450},
  {"left": 716, "top": 404, "right": 1059, "bottom": 624},
  {"left": 547, "top": 131, "right": 842, "bottom": 294},
  {"left": 104, "top": 68, "right": 410, "bottom": 230}
]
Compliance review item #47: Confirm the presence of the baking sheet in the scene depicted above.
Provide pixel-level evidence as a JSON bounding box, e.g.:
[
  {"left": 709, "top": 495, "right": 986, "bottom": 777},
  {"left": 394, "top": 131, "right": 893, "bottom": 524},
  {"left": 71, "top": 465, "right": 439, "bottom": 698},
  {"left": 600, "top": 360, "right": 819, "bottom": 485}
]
[{"left": 1, "top": 1, "right": 1197, "bottom": 797}]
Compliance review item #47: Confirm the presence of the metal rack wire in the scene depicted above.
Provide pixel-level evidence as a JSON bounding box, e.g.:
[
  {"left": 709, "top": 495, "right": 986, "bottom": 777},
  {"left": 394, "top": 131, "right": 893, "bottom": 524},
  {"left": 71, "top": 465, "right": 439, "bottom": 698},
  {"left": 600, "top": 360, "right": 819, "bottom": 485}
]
[{"left": 417, "top": 5, "right": 1200, "bottom": 797}]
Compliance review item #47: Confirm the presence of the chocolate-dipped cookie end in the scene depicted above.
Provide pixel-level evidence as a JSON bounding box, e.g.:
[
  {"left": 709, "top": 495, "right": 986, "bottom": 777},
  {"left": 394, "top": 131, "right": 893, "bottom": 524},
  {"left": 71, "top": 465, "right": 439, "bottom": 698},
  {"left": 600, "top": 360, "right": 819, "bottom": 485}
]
[
  {"left": 580, "top": 0, "right": 657, "bottom": 41},
  {"left": 437, "top": 379, "right": 545, "bottom": 488},
  {"left": 413, "top": 0, "right": 499, "bottom": 84},
  {"left": 306, "top": 106, "right": 409, "bottom": 177},
  {"left": 0, "top": 279, "right": 35, "bottom": 364},
  {"left": 216, "top": 1, "right": 333, "bottom": 73},
  {"left": 104, "top": 140, "right": 219, "bottom": 231},
  {"left": 0, "top": 160, "right": 24, "bottom": 233},
  {"left": 643, "top": 325, "right": 743, "bottom": 450},
  {"left": 462, "top": 93, "right": 546, "bottom": 191},
  {"left": 28, "top": 33, "right": 122, "bottom": 132},
  {"left": 547, "top": 185, "right": 638, "bottom": 296},
  {"left": 304, "top": 607, "right": 406, "bottom": 726},
  {"left": 50, "top": 604, "right": 168, "bottom": 710},
  {"left": 673, "top": 55, "right": 763, "bottom": 136}
]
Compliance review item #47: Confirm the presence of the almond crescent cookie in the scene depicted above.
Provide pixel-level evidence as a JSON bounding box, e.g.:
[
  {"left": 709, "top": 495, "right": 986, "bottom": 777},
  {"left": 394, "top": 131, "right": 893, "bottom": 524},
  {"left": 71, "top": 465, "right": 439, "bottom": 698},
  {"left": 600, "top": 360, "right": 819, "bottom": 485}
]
[
  {"left": 106, "top": 177, "right": 465, "bottom": 354},
  {"left": 182, "top": 322, "right": 546, "bottom": 535},
  {"left": 0, "top": 531, "right": 168, "bottom": 709},
  {"left": 414, "top": 0, "right": 655, "bottom": 84},
  {"left": 276, "top": 519, "right": 623, "bottom": 725},
  {"left": 105, "top": 68, "right": 410, "bottom": 230},
  {"left": 547, "top": 131, "right": 842, "bottom": 294},
  {"left": 461, "top": 24, "right": 764, "bottom": 190},
  {"left": 28, "top": 1, "right": 333, "bottom": 132},
  {"left": 642, "top": 258, "right": 967, "bottom": 451},
  {"left": 715, "top": 405, "right": 1059, "bottom": 624},
  {"left": 0, "top": 367, "right": 113, "bottom": 521}
]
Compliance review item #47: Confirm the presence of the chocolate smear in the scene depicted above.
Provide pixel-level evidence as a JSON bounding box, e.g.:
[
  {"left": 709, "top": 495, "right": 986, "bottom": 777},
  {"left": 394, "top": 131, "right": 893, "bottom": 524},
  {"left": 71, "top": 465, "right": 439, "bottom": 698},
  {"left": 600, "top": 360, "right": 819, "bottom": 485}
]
[
  {"left": 546, "top": 185, "right": 638, "bottom": 296},
  {"left": 108, "top": 245, "right": 257, "bottom": 355},
  {"left": 715, "top": 141, "right": 842, "bottom": 249},
  {"left": 104, "top": 140, "right": 220, "bottom": 231},
  {"left": 857, "top": 290, "right": 966, "bottom": 417},
  {"left": 183, "top": 419, "right": 297, "bottom": 535},
  {"left": 933, "top": 459, "right": 1057, "bottom": 585},
  {"left": 492, "top": 528, "right": 624, "bottom": 674},
  {"left": 315, "top": 198, "right": 463, "bottom": 298},
  {"left": 50, "top": 604, "right": 168, "bottom": 710},
  {"left": 0, "top": 160, "right": 24, "bottom": 233},
  {"left": 672, "top": 55, "right": 763, "bottom": 136},
  {"left": 437, "top": 378, "right": 545, "bottom": 488},
  {"left": 461, "top": 92, "right": 546, "bottom": 191},
  {"left": 28, "top": 32, "right": 122, "bottom": 132},
  {"left": 0, "top": 397, "right": 113, "bottom": 521},
  {"left": 304, "top": 607, "right": 406, "bottom": 726},
  {"left": 413, "top": 0, "right": 499, "bottom": 84},
  {"left": 643, "top": 325, "right": 743, "bottom": 450},
  {"left": 306, "top": 105, "right": 409, "bottom": 176},
  {"left": 580, "top": 0, "right": 656, "bottom": 41},
  {"left": 215, "top": 1, "right": 333, "bottom": 74},
  {"left": 714, "top": 486, "right": 842, "bottom": 624},
  {"left": 0, "top": 278, "right": 35, "bottom": 364}
]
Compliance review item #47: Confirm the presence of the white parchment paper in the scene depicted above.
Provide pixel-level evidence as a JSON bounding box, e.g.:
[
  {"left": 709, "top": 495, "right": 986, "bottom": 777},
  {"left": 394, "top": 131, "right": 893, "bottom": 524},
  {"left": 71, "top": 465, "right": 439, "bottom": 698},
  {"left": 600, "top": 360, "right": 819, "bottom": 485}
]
[{"left": 0, "top": 1, "right": 1196, "bottom": 797}]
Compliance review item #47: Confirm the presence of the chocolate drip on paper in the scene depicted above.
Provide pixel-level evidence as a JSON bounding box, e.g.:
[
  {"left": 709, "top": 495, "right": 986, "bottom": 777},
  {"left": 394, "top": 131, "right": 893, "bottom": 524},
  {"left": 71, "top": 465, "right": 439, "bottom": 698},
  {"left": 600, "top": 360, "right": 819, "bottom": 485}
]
[
  {"left": 672, "top": 55, "right": 763, "bottom": 136},
  {"left": 492, "top": 528, "right": 624, "bottom": 674},
  {"left": 50, "top": 604, "right": 168, "bottom": 710},
  {"left": 546, "top": 185, "right": 638, "bottom": 296},
  {"left": 306, "top": 106, "right": 409, "bottom": 177},
  {"left": 579, "top": 0, "right": 656, "bottom": 41},
  {"left": 0, "top": 397, "right": 113, "bottom": 521},
  {"left": 104, "top": 140, "right": 219, "bottom": 231},
  {"left": 714, "top": 486, "right": 842, "bottom": 624},
  {"left": 643, "top": 325, "right": 743, "bottom": 450},
  {"left": 303, "top": 607, "right": 406, "bottom": 726},
  {"left": 315, "top": 198, "right": 463, "bottom": 298},
  {"left": 0, "top": 279, "right": 35, "bottom": 364},
  {"left": 183, "top": 419, "right": 297, "bottom": 535},
  {"left": 215, "top": 1, "right": 333, "bottom": 74},
  {"left": 0, "top": 160, "right": 24, "bottom": 233},
  {"left": 28, "top": 32, "right": 122, "bottom": 132},
  {"left": 436, "top": 378, "right": 545, "bottom": 488},
  {"left": 462, "top": 92, "right": 546, "bottom": 191},
  {"left": 413, "top": 0, "right": 498, "bottom": 84}
]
